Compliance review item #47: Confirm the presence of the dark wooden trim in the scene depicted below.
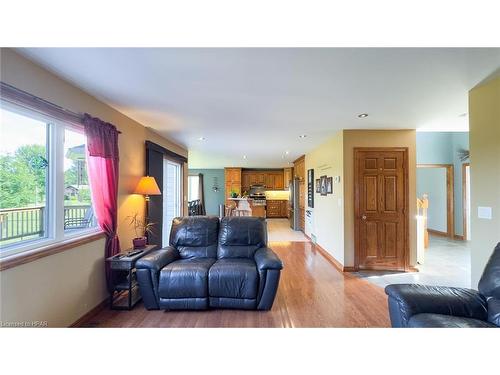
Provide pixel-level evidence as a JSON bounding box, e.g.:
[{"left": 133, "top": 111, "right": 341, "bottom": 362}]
[
  {"left": 145, "top": 140, "right": 187, "bottom": 163},
  {"left": 0, "top": 231, "right": 105, "bottom": 271},
  {"left": 0, "top": 81, "right": 122, "bottom": 133},
  {"left": 462, "top": 163, "right": 470, "bottom": 241},
  {"left": 417, "top": 163, "right": 454, "bottom": 239},
  {"left": 353, "top": 147, "right": 410, "bottom": 272},
  {"left": 70, "top": 298, "right": 109, "bottom": 327},
  {"left": 427, "top": 228, "right": 449, "bottom": 237}
]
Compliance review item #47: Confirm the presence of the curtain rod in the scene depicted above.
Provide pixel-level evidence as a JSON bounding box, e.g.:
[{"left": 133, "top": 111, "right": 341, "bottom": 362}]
[{"left": 1, "top": 81, "right": 122, "bottom": 134}]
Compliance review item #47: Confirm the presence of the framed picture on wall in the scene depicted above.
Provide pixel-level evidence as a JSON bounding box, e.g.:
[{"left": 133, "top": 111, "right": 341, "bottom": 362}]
[
  {"left": 307, "top": 169, "right": 314, "bottom": 208},
  {"left": 316, "top": 179, "right": 321, "bottom": 193},
  {"left": 326, "top": 177, "right": 333, "bottom": 194},
  {"left": 320, "top": 175, "right": 327, "bottom": 196}
]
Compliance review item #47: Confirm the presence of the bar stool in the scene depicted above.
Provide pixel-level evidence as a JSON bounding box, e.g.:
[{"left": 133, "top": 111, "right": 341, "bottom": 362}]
[{"left": 225, "top": 201, "right": 236, "bottom": 217}]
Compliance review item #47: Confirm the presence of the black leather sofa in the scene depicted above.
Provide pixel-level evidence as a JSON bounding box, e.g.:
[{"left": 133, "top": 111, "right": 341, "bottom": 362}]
[
  {"left": 136, "top": 216, "right": 283, "bottom": 311},
  {"left": 385, "top": 242, "right": 500, "bottom": 328}
]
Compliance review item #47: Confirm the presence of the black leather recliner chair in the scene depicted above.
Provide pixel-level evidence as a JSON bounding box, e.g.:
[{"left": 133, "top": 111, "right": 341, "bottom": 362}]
[
  {"left": 385, "top": 242, "right": 500, "bottom": 328},
  {"left": 136, "top": 216, "right": 283, "bottom": 311}
]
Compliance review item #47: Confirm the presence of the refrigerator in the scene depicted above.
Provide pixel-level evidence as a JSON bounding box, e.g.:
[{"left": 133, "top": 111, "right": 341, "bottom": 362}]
[{"left": 288, "top": 178, "right": 301, "bottom": 230}]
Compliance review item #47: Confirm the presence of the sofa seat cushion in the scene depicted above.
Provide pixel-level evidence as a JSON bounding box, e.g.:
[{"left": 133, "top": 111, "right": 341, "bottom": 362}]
[
  {"left": 209, "top": 258, "right": 259, "bottom": 299},
  {"left": 158, "top": 258, "right": 215, "bottom": 299},
  {"left": 408, "top": 313, "right": 496, "bottom": 328}
]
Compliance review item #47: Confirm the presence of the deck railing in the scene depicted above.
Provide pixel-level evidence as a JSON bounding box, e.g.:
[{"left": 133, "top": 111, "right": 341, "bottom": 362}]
[{"left": 0, "top": 205, "right": 93, "bottom": 243}]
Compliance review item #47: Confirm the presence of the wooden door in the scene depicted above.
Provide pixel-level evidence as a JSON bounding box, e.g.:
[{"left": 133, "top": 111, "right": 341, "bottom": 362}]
[{"left": 354, "top": 148, "right": 408, "bottom": 271}]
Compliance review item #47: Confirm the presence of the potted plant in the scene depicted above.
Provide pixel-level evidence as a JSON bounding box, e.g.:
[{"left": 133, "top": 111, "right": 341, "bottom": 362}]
[
  {"left": 126, "top": 212, "right": 155, "bottom": 249},
  {"left": 230, "top": 189, "right": 238, "bottom": 198}
]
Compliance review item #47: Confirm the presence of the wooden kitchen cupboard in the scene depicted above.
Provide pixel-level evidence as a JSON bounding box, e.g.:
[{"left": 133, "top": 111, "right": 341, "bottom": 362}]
[
  {"left": 224, "top": 168, "right": 241, "bottom": 205},
  {"left": 293, "top": 155, "right": 306, "bottom": 231},
  {"left": 266, "top": 200, "right": 288, "bottom": 218},
  {"left": 283, "top": 167, "right": 293, "bottom": 189},
  {"left": 241, "top": 169, "right": 285, "bottom": 191}
]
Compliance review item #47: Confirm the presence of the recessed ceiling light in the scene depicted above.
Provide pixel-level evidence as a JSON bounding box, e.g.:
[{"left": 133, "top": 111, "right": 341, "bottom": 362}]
[
  {"left": 299, "top": 134, "right": 307, "bottom": 138},
  {"left": 285, "top": 150, "right": 290, "bottom": 155},
  {"left": 198, "top": 137, "right": 206, "bottom": 141},
  {"left": 358, "top": 113, "right": 368, "bottom": 118}
]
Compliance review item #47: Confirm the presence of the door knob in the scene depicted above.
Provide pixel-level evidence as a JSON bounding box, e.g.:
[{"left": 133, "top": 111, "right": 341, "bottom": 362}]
[{"left": 362, "top": 215, "right": 367, "bottom": 220}]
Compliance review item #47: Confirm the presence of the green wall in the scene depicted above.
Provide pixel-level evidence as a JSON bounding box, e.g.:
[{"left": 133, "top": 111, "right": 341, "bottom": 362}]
[
  {"left": 416, "top": 132, "right": 469, "bottom": 236},
  {"left": 188, "top": 169, "right": 225, "bottom": 216}
]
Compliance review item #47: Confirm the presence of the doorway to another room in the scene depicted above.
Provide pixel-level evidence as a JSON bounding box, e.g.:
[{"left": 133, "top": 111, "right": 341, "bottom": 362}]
[{"left": 354, "top": 132, "right": 471, "bottom": 289}]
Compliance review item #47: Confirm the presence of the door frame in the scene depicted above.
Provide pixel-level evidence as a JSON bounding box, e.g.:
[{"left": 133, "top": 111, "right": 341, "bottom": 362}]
[
  {"left": 354, "top": 147, "right": 410, "bottom": 272},
  {"left": 416, "top": 163, "right": 454, "bottom": 239},
  {"left": 462, "top": 162, "right": 470, "bottom": 241}
]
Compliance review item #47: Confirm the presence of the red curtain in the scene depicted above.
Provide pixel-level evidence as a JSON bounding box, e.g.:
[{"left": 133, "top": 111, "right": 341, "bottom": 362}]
[{"left": 83, "top": 113, "right": 120, "bottom": 288}]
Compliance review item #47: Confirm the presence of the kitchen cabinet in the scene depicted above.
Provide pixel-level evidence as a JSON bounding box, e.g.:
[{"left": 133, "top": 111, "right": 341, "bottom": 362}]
[
  {"left": 266, "top": 200, "right": 288, "bottom": 218},
  {"left": 241, "top": 173, "right": 250, "bottom": 195},
  {"left": 241, "top": 169, "right": 285, "bottom": 191},
  {"left": 293, "top": 156, "right": 306, "bottom": 232},
  {"left": 284, "top": 167, "right": 293, "bottom": 189},
  {"left": 273, "top": 172, "right": 284, "bottom": 190},
  {"left": 224, "top": 168, "right": 242, "bottom": 205},
  {"left": 280, "top": 200, "right": 288, "bottom": 217},
  {"left": 293, "top": 156, "right": 305, "bottom": 182}
]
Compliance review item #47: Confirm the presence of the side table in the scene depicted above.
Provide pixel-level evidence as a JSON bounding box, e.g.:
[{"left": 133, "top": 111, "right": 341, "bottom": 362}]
[{"left": 106, "top": 244, "right": 157, "bottom": 310}]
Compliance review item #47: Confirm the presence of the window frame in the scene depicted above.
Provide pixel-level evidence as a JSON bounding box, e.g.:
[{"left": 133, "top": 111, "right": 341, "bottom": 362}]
[{"left": 0, "top": 102, "right": 100, "bottom": 259}]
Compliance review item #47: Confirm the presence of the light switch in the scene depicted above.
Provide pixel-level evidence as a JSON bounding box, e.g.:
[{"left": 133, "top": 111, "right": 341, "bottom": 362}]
[
  {"left": 334, "top": 176, "right": 341, "bottom": 183},
  {"left": 478, "top": 206, "right": 492, "bottom": 219}
]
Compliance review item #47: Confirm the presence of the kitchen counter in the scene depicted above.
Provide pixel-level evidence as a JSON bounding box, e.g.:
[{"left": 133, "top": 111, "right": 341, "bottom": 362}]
[{"left": 227, "top": 197, "right": 266, "bottom": 218}]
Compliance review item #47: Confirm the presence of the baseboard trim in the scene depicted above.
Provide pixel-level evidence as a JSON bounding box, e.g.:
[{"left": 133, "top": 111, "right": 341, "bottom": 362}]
[
  {"left": 427, "top": 229, "right": 449, "bottom": 237},
  {"left": 312, "top": 242, "right": 354, "bottom": 272},
  {"left": 70, "top": 298, "right": 108, "bottom": 327}
]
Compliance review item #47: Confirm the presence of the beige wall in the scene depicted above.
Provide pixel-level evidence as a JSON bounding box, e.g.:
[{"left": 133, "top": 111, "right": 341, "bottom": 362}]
[
  {"left": 469, "top": 77, "right": 500, "bottom": 287},
  {"left": 0, "top": 238, "right": 107, "bottom": 327},
  {"left": 0, "top": 48, "right": 188, "bottom": 326},
  {"left": 304, "top": 132, "right": 345, "bottom": 264},
  {"left": 343, "top": 130, "right": 417, "bottom": 267}
]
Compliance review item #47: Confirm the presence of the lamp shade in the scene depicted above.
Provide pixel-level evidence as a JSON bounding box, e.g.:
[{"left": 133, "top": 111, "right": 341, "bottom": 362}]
[{"left": 134, "top": 176, "right": 161, "bottom": 196}]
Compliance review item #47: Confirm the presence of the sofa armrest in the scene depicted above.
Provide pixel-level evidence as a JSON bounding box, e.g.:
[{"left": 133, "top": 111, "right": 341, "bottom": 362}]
[
  {"left": 254, "top": 247, "right": 283, "bottom": 271},
  {"left": 385, "top": 284, "right": 488, "bottom": 327},
  {"left": 136, "top": 246, "right": 179, "bottom": 271},
  {"left": 135, "top": 247, "right": 179, "bottom": 310}
]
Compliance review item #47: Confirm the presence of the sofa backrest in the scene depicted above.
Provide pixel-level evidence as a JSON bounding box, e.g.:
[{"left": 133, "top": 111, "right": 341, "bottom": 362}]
[
  {"left": 217, "top": 216, "right": 267, "bottom": 259},
  {"left": 478, "top": 242, "right": 500, "bottom": 300},
  {"left": 169, "top": 216, "right": 219, "bottom": 259}
]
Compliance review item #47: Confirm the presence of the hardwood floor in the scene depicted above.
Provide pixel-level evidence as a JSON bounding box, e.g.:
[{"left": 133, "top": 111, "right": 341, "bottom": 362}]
[{"left": 80, "top": 242, "right": 390, "bottom": 327}]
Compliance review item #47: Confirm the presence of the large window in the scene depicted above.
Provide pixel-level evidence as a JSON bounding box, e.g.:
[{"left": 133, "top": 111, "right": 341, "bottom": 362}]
[{"left": 0, "top": 105, "right": 97, "bottom": 257}]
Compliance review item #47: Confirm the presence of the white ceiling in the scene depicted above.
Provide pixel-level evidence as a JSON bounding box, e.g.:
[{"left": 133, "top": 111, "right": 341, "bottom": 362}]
[{"left": 17, "top": 48, "right": 500, "bottom": 168}]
